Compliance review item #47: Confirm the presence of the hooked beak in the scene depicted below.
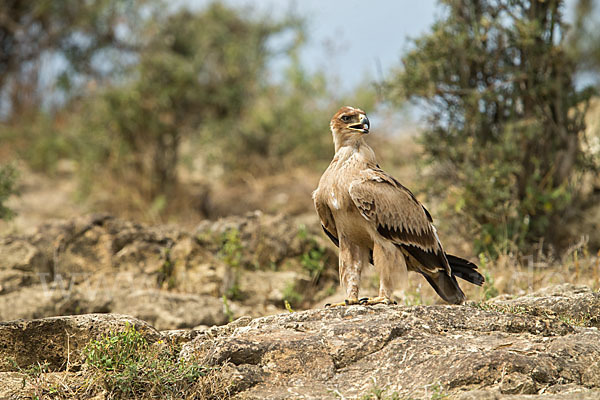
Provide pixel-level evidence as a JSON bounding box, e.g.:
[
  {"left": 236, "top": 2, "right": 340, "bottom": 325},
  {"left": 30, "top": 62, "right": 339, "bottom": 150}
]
[{"left": 349, "top": 115, "right": 370, "bottom": 134}]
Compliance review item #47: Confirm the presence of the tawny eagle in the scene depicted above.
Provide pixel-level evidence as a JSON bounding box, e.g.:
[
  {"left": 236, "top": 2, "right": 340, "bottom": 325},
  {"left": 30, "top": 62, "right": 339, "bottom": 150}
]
[{"left": 313, "top": 106, "right": 484, "bottom": 306}]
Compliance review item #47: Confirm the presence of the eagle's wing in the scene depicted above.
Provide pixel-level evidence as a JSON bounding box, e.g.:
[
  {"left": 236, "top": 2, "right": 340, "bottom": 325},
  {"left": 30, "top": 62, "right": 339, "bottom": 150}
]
[
  {"left": 313, "top": 190, "right": 338, "bottom": 247},
  {"left": 348, "top": 168, "right": 450, "bottom": 276}
]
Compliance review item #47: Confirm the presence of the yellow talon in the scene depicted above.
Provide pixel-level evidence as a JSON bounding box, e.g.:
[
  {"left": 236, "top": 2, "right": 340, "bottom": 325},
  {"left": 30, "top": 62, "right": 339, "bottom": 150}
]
[
  {"left": 358, "top": 296, "right": 397, "bottom": 306},
  {"left": 324, "top": 297, "right": 359, "bottom": 307}
]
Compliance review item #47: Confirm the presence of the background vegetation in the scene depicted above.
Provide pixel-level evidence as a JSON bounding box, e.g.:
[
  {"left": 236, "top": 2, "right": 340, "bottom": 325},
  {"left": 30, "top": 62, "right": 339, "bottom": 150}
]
[
  {"left": 388, "top": 0, "right": 600, "bottom": 257},
  {"left": 1, "top": 0, "right": 599, "bottom": 264},
  {"left": 0, "top": 164, "right": 18, "bottom": 220}
]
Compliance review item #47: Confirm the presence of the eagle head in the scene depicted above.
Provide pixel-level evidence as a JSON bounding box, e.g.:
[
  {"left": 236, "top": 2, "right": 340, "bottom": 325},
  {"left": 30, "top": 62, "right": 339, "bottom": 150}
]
[{"left": 330, "top": 106, "right": 370, "bottom": 137}]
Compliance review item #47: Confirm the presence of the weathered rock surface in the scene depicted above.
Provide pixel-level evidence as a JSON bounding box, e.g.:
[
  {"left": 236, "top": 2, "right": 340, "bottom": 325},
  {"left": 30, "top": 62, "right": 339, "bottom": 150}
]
[
  {"left": 1, "top": 285, "right": 598, "bottom": 399},
  {"left": 0, "top": 213, "right": 336, "bottom": 329},
  {"left": 488, "top": 284, "right": 600, "bottom": 328},
  {"left": 180, "top": 284, "right": 600, "bottom": 399},
  {"left": 0, "top": 314, "right": 160, "bottom": 372}
]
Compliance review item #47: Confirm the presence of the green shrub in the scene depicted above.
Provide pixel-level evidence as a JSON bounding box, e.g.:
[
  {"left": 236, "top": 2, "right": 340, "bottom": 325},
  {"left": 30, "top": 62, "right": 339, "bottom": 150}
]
[
  {"left": 389, "top": 0, "right": 598, "bottom": 256},
  {"left": 72, "top": 4, "right": 303, "bottom": 201},
  {"left": 2, "top": 1, "right": 377, "bottom": 219}
]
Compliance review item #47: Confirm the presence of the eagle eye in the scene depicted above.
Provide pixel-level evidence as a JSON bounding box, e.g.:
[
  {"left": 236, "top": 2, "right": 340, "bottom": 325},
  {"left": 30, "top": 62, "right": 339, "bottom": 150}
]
[{"left": 340, "top": 115, "right": 351, "bottom": 122}]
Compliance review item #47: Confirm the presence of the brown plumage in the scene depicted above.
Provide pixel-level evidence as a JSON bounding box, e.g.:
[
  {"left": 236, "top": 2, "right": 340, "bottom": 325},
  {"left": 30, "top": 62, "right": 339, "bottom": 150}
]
[{"left": 313, "top": 106, "right": 483, "bottom": 306}]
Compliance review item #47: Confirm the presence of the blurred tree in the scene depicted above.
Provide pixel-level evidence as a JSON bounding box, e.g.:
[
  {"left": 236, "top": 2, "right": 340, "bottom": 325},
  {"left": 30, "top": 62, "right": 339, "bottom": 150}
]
[
  {"left": 1, "top": 0, "right": 375, "bottom": 219},
  {"left": 389, "top": 0, "right": 598, "bottom": 255},
  {"left": 82, "top": 4, "right": 299, "bottom": 199},
  {"left": 205, "top": 34, "right": 354, "bottom": 173},
  {"left": 0, "top": 0, "right": 139, "bottom": 118}
]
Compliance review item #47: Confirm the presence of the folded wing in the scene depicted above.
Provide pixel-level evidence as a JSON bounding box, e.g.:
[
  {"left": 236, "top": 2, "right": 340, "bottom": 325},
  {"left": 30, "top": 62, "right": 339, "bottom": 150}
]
[{"left": 348, "top": 168, "right": 468, "bottom": 304}]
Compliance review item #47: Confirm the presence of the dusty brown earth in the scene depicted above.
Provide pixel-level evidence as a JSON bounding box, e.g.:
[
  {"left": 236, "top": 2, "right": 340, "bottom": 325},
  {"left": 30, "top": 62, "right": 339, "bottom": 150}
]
[{"left": 0, "top": 285, "right": 599, "bottom": 399}]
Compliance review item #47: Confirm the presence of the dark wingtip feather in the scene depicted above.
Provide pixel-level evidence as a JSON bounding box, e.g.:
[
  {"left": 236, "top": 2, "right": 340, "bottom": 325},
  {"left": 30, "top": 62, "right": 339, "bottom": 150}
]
[
  {"left": 421, "top": 272, "right": 466, "bottom": 304},
  {"left": 322, "top": 225, "right": 339, "bottom": 247},
  {"left": 447, "top": 254, "right": 485, "bottom": 286}
]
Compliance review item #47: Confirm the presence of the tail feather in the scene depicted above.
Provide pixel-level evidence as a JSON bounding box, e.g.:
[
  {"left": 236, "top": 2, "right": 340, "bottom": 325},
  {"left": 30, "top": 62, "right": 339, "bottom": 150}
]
[
  {"left": 420, "top": 272, "right": 465, "bottom": 305},
  {"left": 420, "top": 254, "right": 484, "bottom": 305},
  {"left": 446, "top": 254, "right": 484, "bottom": 286}
]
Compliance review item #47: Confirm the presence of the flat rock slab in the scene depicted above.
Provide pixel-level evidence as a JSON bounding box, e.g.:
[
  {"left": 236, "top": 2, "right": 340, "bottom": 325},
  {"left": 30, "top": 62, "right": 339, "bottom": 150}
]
[{"left": 181, "top": 285, "right": 600, "bottom": 399}]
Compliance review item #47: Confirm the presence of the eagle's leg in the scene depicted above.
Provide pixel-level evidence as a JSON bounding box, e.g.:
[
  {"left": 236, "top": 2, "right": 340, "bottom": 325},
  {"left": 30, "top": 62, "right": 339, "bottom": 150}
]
[
  {"left": 358, "top": 243, "right": 403, "bottom": 306},
  {"left": 325, "top": 239, "right": 366, "bottom": 307}
]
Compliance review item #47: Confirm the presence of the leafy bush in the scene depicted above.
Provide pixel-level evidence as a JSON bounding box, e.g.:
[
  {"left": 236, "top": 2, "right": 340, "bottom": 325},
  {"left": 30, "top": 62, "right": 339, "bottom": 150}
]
[
  {"left": 65, "top": 2, "right": 353, "bottom": 209},
  {"left": 74, "top": 4, "right": 292, "bottom": 200},
  {"left": 0, "top": 113, "right": 79, "bottom": 174},
  {"left": 1, "top": 0, "right": 378, "bottom": 221},
  {"left": 390, "top": 0, "right": 598, "bottom": 255},
  {"left": 204, "top": 52, "right": 335, "bottom": 173}
]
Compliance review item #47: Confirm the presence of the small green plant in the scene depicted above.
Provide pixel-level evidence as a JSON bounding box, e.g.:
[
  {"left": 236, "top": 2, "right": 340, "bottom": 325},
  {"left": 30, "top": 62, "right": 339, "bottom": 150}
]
[
  {"left": 368, "top": 273, "right": 381, "bottom": 290},
  {"left": 0, "top": 164, "right": 18, "bottom": 221},
  {"left": 359, "top": 384, "right": 401, "bottom": 400},
  {"left": 557, "top": 313, "right": 595, "bottom": 327},
  {"left": 225, "top": 282, "right": 242, "bottom": 301},
  {"left": 404, "top": 289, "right": 424, "bottom": 306},
  {"left": 324, "top": 285, "right": 337, "bottom": 297},
  {"left": 297, "top": 225, "right": 328, "bottom": 281},
  {"left": 428, "top": 382, "right": 448, "bottom": 400},
  {"left": 471, "top": 302, "right": 528, "bottom": 315},
  {"left": 297, "top": 224, "right": 309, "bottom": 240},
  {"left": 11, "top": 358, "right": 50, "bottom": 384},
  {"left": 282, "top": 281, "right": 303, "bottom": 307},
  {"left": 157, "top": 248, "right": 176, "bottom": 289},
  {"left": 23, "top": 360, "right": 51, "bottom": 378},
  {"left": 301, "top": 246, "right": 327, "bottom": 281},
  {"left": 219, "top": 228, "right": 245, "bottom": 301},
  {"left": 222, "top": 295, "right": 234, "bottom": 323},
  {"left": 85, "top": 324, "right": 147, "bottom": 373},
  {"left": 479, "top": 254, "right": 498, "bottom": 300},
  {"left": 219, "top": 229, "right": 243, "bottom": 269},
  {"left": 84, "top": 323, "right": 221, "bottom": 398}
]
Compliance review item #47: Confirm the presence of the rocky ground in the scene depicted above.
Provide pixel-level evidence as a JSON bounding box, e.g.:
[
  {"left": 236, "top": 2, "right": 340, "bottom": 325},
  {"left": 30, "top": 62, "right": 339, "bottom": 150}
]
[
  {"left": 0, "top": 212, "right": 339, "bottom": 330},
  {"left": 1, "top": 215, "right": 600, "bottom": 399},
  {"left": 0, "top": 284, "right": 599, "bottom": 399}
]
